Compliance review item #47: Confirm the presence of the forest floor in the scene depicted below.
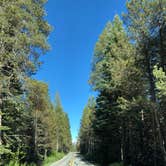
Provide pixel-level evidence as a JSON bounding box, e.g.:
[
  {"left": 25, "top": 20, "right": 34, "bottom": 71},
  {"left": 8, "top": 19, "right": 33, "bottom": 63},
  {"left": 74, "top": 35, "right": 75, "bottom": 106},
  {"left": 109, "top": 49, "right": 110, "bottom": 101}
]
[{"left": 50, "top": 152, "right": 96, "bottom": 166}]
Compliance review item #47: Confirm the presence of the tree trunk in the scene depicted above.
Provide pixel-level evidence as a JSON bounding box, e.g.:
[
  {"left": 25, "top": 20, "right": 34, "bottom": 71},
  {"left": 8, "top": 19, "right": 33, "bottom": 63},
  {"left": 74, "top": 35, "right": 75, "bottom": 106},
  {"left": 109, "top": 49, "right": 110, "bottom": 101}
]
[
  {"left": 146, "top": 50, "right": 166, "bottom": 164},
  {"left": 120, "top": 125, "right": 124, "bottom": 162},
  {"left": 0, "top": 93, "right": 2, "bottom": 146},
  {"left": 56, "top": 135, "right": 59, "bottom": 152},
  {"left": 0, "top": 109, "right": 1, "bottom": 164},
  {"left": 34, "top": 109, "right": 38, "bottom": 160},
  {"left": 0, "top": 109, "right": 2, "bottom": 147},
  {"left": 159, "top": 0, "right": 166, "bottom": 72},
  {"left": 44, "top": 149, "right": 47, "bottom": 159}
]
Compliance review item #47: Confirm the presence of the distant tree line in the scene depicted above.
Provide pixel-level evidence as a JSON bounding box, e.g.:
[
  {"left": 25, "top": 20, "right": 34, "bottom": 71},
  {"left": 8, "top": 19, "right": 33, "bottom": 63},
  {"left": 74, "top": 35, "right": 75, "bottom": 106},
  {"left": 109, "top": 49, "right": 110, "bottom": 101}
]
[
  {"left": 78, "top": 0, "right": 166, "bottom": 166},
  {"left": 0, "top": 0, "right": 72, "bottom": 165}
]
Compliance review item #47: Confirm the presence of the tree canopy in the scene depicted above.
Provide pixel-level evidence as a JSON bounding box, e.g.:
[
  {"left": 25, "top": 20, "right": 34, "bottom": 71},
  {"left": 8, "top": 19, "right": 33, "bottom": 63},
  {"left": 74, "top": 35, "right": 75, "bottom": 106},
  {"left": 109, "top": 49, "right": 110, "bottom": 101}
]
[{"left": 79, "top": 1, "right": 166, "bottom": 166}]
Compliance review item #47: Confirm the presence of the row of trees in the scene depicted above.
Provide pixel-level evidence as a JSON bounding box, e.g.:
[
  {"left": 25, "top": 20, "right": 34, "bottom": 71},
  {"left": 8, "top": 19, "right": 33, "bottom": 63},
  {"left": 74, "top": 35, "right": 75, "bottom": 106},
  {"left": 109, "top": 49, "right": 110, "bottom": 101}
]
[
  {"left": 0, "top": 0, "right": 72, "bottom": 165},
  {"left": 79, "top": 0, "right": 166, "bottom": 166}
]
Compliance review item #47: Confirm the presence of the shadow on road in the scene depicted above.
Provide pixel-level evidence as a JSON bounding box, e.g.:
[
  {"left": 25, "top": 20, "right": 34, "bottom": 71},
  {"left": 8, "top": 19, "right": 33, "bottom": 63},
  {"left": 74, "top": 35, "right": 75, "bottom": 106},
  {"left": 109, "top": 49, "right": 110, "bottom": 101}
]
[{"left": 74, "top": 152, "right": 96, "bottom": 165}]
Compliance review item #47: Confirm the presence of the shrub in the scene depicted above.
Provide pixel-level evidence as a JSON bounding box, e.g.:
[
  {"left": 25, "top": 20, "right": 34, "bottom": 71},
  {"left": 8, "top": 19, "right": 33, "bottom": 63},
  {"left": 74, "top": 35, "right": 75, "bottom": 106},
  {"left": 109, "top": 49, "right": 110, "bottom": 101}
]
[
  {"left": 43, "top": 151, "right": 65, "bottom": 166},
  {"left": 109, "top": 162, "right": 123, "bottom": 166}
]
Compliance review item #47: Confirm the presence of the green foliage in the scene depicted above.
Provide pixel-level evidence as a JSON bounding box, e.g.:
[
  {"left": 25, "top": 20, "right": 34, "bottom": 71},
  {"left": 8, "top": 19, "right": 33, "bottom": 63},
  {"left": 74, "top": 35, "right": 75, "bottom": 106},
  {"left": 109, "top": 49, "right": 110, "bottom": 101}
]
[
  {"left": 80, "top": 1, "right": 166, "bottom": 166},
  {"left": 0, "top": 0, "right": 72, "bottom": 165},
  {"left": 54, "top": 93, "right": 72, "bottom": 153},
  {"left": 78, "top": 97, "right": 95, "bottom": 157},
  {"left": 90, "top": 15, "right": 134, "bottom": 92},
  {"left": 87, "top": 15, "right": 141, "bottom": 165},
  {"left": 153, "top": 66, "right": 166, "bottom": 96},
  {"left": 1, "top": 0, "right": 166, "bottom": 166},
  {"left": 109, "top": 162, "right": 123, "bottom": 166},
  {"left": 0, "top": 145, "right": 11, "bottom": 155},
  {"left": 25, "top": 82, "right": 72, "bottom": 164},
  {"left": 43, "top": 151, "right": 65, "bottom": 166},
  {"left": 0, "top": 0, "right": 51, "bottom": 163},
  {"left": 6, "top": 161, "right": 35, "bottom": 166},
  {"left": 124, "top": 0, "right": 166, "bottom": 165}
]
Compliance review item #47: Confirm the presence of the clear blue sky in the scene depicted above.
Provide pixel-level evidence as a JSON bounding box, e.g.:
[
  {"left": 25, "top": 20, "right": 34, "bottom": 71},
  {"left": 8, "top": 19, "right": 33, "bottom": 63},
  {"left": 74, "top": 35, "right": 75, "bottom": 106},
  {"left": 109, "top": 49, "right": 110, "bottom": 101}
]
[{"left": 35, "top": 0, "right": 126, "bottom": 142}]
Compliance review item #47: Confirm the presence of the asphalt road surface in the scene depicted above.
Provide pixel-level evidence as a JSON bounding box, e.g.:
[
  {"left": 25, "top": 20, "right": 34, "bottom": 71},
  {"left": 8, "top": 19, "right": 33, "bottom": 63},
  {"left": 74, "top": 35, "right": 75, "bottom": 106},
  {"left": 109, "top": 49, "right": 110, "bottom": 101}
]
[{"left": 50, "top": 152, "right": 96, "bottom": 166}]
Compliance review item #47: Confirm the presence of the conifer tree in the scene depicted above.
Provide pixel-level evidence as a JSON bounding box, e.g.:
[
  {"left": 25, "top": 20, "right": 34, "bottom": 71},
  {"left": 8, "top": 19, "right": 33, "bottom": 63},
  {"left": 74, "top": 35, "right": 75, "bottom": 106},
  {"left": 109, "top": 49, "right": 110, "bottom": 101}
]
[
  {"left": 0, "top": 0, "right": 51, "bottom": 163},
  {"left": 89, "top": 15, "right": 140, "bottom": 165},
  {"left": 124, "top": 0, "right": 166, "bottom": 164},
  {"left": 79, "top": 97, "right": 95, "bottom": 158},
  {"left": 27, "top": 80, "right": 51, "bottom": 164},
  {"left": 54, "top": 93, "right": 72, "bottom": 153}
]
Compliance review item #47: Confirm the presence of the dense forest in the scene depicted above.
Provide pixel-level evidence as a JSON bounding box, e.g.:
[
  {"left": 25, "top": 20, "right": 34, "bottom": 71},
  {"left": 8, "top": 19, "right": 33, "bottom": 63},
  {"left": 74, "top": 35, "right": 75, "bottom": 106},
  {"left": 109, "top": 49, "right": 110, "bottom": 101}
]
[
  {"left": 0, "top": 0, "right": 72, "bottom": 165},
  {"left": 78, "top": 0, "right": 166, "bottom": 166},
  {"left": 1, "top": 0, "right": 166, "bottom": 166}
]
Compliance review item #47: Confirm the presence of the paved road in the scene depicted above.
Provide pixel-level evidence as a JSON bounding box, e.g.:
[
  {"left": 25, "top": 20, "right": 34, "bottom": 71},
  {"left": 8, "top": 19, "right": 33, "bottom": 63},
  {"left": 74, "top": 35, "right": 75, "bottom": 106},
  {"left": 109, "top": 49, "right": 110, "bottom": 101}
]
[{"left": 50, "top": 152, "right": 96, "bottom": 166}]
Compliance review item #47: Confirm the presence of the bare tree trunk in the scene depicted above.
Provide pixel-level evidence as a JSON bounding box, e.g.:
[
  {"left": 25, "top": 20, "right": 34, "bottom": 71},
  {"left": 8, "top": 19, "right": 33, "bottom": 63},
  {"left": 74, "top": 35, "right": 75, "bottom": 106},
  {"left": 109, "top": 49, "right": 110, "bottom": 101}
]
[
  {"left": 56, "top": 134, "right": 59, "bottom": 152},
  {"left": 159, "top": 0, "right": 166, "bottom": 72},
  {"left": 0, "top": 91, "right": 3, "bottom": 164},
  {"left": 0, "top": 92, "right": 2, "bottom": 146},
  {"left": 34, "top": 109, "right": 38, "bottom": 159},
  {"left": 0, "top": 112, "right": 1, "bottom": 164},
  {"left": 0, "top": 109, "right": 2, "bottom": 146},
  {"left": 44, "top": 149, "right": 47, "bottom": 159},
  {"left": 120, "top": 125, "right": 124, "bottom": 162},
  {"left": 146, "top": 51, "right": 166, "bottom": 164}
]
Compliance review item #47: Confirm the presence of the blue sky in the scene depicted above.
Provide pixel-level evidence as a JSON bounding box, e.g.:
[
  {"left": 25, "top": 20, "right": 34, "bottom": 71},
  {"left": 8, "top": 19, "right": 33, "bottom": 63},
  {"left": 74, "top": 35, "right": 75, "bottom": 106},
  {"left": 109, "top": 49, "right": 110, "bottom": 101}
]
[{"left": 35, "top": 0, "right": 126, "bottom": 142}]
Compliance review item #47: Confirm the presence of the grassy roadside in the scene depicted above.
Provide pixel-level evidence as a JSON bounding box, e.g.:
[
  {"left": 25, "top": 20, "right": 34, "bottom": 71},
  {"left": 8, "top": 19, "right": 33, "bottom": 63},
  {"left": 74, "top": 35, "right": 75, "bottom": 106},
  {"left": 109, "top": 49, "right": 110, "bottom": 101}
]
[
  {"left": 4, "top": 152, "right": 65, "bottom": 166},
  {"left": 43, "top": 151, "right": 65, "bottom": 166},
  {"left": 6, "top": 161, "right": 35, "bottom": 166},
  {"left": 109, "top": 162, "right": 123, "bottom": 166}
]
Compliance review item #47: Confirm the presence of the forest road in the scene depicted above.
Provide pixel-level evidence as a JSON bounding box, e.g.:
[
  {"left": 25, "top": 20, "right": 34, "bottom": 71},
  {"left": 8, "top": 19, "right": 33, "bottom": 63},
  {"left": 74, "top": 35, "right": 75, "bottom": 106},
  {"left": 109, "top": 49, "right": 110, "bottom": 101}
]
[{"left": 50, "top": 152, "right": 96, "bottom": 166}]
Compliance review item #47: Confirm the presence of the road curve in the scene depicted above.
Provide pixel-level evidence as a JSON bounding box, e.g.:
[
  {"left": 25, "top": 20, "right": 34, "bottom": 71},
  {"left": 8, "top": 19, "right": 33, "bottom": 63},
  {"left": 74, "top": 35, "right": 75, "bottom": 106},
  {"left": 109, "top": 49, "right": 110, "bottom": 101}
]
[{"left": 50, "top": 152, "right": 96, "bottom": 166}]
